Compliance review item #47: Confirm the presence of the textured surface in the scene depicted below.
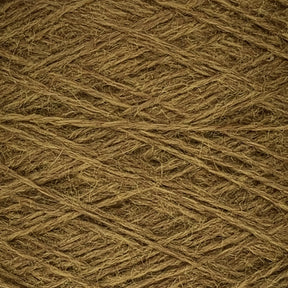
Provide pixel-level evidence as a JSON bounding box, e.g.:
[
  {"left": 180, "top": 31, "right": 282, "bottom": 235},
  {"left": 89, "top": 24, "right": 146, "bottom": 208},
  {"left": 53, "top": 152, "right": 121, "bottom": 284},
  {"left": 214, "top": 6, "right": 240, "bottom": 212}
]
[{"left": 0, "top": 0, "right": 288, "bottom": 287}]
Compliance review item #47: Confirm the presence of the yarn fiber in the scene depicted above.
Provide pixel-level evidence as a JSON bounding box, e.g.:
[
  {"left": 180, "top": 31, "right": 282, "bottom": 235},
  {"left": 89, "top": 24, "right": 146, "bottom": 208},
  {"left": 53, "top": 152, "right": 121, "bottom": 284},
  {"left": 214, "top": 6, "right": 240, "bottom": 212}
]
[{"left": 0, "top": 0, "right": 288, "bottom": 287}]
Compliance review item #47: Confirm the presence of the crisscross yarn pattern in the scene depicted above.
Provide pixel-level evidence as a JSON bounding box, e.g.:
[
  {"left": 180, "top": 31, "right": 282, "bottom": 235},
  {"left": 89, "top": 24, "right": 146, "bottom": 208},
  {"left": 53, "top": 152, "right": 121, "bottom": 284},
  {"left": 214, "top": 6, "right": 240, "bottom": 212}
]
[{"left": 0, "top": 0, "right": 288, "bottom": 287}]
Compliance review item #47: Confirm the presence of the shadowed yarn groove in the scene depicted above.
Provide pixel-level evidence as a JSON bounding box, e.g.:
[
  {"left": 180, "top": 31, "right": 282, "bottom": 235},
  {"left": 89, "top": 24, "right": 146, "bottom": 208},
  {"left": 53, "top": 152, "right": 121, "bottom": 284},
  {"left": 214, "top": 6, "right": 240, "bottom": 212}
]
[{"left": 0, "top": 0, "right": 288, "bottom": 287}]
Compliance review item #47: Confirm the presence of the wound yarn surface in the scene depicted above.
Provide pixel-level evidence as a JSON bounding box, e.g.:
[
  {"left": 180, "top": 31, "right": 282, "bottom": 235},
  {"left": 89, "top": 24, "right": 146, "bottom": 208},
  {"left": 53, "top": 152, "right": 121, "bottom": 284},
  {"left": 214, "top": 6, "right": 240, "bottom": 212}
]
[{"left": 0, "top": 0, "right": 288, "bottom": 287}]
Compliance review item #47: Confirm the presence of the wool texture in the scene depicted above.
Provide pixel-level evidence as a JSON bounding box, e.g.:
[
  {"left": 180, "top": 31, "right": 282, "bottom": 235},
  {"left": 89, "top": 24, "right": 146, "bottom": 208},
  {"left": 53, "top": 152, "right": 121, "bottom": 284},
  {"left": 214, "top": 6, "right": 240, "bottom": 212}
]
[{"left": 0, "top": 0, "right": 288, "bottom": 287}]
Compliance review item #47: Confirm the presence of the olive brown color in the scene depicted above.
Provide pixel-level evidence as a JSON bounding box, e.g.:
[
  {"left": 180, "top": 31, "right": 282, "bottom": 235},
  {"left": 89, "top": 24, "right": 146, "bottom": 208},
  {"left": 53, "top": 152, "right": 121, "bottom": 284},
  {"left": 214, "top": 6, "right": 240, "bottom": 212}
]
[{"left": 0, "top": 0, "right": 288, "bottom": 287}]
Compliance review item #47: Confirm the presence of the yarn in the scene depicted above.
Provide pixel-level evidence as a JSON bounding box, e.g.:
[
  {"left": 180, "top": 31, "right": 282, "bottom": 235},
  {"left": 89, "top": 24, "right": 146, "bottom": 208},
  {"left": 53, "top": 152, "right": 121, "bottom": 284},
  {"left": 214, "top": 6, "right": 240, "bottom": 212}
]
[{"left": 0, "top": 0, "right": 288, "bottom": 287}]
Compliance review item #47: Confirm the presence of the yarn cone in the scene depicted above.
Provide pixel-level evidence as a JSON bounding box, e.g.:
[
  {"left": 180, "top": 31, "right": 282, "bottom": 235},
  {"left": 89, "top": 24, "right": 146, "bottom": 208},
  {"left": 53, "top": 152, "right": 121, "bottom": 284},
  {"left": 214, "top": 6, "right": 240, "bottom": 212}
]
[{"left": 0, "top": 0, "right": 288, "bottom": 287}]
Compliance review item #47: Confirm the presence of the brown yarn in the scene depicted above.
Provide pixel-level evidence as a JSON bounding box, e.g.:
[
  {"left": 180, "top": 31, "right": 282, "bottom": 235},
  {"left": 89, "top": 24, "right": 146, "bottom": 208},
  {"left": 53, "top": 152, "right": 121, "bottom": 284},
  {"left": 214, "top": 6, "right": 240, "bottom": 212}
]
[{"left": 0, "top": 0, "right": 288, "bottom": 287}]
